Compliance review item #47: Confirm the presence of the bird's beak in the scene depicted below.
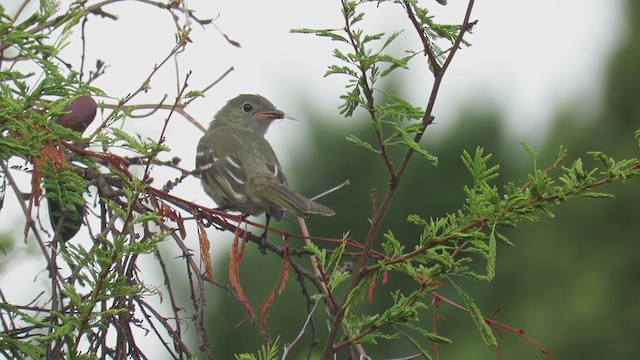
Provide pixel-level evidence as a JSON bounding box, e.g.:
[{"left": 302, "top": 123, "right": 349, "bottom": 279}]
[
  {"left": 283, "top": 113, "right": 299, "bottom": 121},
  {"left": 256, "top": 110, "right": 285, "bottom": 121}
]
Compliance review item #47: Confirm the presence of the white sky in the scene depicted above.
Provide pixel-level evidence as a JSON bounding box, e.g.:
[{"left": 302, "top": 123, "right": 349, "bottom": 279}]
[
  {"left": 57, "top": 0, "right": 625, "bottom": 159},
  {"left": 0, "top": 0, "right": 626, "bottom": 356}
]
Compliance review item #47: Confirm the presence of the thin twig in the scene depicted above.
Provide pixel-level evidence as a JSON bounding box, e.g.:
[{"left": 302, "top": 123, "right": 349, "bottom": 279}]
[
  {"left": 183, "top": 66, "right": 235, "bottom": 107},
  {"left": 282, "top": 300, "right": 320, "bottom": 359},
  {"left": 309, "top": 180, "right": 350, "bottom": 201}
]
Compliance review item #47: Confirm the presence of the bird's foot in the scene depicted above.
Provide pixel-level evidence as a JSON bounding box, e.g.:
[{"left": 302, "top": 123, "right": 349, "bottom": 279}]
[{"left": 258, "top": 229, "right": 268, "bottom": 255}]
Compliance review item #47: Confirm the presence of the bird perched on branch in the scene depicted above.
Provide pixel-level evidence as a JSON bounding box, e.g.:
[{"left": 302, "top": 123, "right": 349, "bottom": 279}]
[{"left": 196, "top": 94, "right": 334, "bottom": 253}]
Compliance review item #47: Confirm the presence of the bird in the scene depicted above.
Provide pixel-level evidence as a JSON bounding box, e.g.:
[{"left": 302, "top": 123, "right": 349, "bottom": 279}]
[{"left": 196, "top": 94, "right": 334, "bottom": 253}]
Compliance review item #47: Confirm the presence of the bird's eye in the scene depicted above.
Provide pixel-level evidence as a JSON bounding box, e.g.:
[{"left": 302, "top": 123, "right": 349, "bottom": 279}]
[{"left": 242, "top": 103, "right": 254, "bottom": 112}]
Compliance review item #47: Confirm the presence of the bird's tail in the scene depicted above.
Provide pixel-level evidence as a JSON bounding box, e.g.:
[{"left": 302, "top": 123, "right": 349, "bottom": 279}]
[{"left": 266, "top": 185, "right": 335, "bottom": 219}]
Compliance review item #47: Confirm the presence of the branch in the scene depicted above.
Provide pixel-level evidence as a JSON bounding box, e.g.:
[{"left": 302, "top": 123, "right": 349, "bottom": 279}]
[{"left": 322, "top": 1, "right": 477, "bottom": 357}]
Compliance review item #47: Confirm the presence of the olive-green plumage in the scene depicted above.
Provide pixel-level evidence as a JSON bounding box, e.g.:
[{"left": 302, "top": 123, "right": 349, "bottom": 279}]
[{"left": 196, "top": 94, "right": 334, "bottom": 222}]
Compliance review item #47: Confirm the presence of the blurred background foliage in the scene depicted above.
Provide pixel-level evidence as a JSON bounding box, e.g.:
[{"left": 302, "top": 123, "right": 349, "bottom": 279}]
[{"left": 199, "top": 1, "right": 640, "bottom": 359}]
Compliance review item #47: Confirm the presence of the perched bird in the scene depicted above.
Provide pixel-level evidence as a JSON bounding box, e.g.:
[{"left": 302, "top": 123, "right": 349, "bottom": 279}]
[{"left": 196, "top": 94, "right": 334, "bottom": 252}]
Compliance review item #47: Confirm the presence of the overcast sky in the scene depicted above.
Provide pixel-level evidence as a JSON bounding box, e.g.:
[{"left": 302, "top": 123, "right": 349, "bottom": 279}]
[
  {"left": 2, "top": 0, "right": 625, "bottom": 157},
  {"left": 51, "top": 0, "right": 624, "bottom": 167}
]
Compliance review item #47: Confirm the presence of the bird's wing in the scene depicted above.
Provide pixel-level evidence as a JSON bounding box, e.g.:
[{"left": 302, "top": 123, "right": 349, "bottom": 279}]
[
  {"left": 242, "top": 138, "right": 287, "bottom": 187},
  {"left": 196, "top": 129, "right": 251, "bottom": 207}
]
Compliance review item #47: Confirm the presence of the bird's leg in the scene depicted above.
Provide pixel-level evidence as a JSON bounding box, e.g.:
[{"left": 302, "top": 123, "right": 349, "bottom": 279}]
[
  {"left": 258, "top": 213, "right": 271, "bottom": 255},
  {"left": 199, "top": 206, "right": 228, "bottom": 230}
]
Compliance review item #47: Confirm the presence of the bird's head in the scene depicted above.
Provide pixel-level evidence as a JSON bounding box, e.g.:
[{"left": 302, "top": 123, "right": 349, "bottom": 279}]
[{"left": 211, "top": 94, "right": 288, "bottom": 136}]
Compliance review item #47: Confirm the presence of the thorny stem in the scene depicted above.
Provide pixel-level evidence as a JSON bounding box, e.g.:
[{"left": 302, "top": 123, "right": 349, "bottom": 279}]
[
  {"left": 322, "top": 1, "right": 477, "bottom": 358},
  {"left": 341, "top": 1, "right": 396, "bottom": 181},
  {"left": 403, "top": 1, "right": 440, "bottom": 75}
]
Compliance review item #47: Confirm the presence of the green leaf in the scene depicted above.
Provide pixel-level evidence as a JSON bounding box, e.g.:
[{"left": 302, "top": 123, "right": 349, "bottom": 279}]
[
  {"left": 577, "top": 191, "right": 615, "bottom": 199},
  {"left": 350, "top": 12, "right": 365, "bottom": 26},
  {"left": 461, "top": 148, "right": 499, "bottom": 185},
  {"left": 521, "top": 140, "right": 537, "bottom": 160},
  {"left": 450, "top": 279, "right": 497, "bottom": 346},
  {"left": 234, "top": 337, "right": 279, "bottom": 360},
  {"left": 381, "top": 31, "right": 403, "bottom": 52},
  {"left": 377, "top": 91, "right": 425, "bottom": 120},
  {"left": 381, "top": 230, "right": 405, "bottom": 257},
  {"left": 495, "top": 231, "right": 515, "bottom": 246},
  {"left": 379, "top": 53, "right": 414, "bottom": 78},
  {"left": 407, "top": 213, "right": 428, "bottom": 227},
  {"left": 394, "top": 124, "right": 438, "bottom": 165},
  {"left": 303, "top": 242, "right": 326, "bottom": 268},
  {"left": 328, "top": 269, "right": 351, "bottom": 290},
  {"left": 486, "top": 223, "right": 497, "bottom": 281},
  {"left": 395, "top": 327, "right": 433, "bottom": 360},
  {"left": 41, "top": 160, "right": 87, "bottom": 241},
  {"left": 327, "top": 237, "right": 347, "bottom": 271},
  {"left": 290, "top": 28, "right": 348, "bottom": 43},
  {"left": 325, "top": 64, "right": 358, "bottom": 77},
  {"left": 399, "top": 322, "right": 453, "bottom": 345},
  {"left": 346, "top": 134, "right": 379, "bottom": 153},
  {"left": 0, "top": 333, "right": 47, "bottom": 357},
  {"left": 363, "top": 32, "right": 385, "bottom": 44},
  {"left": 332, "top": 48, "right": 350, "bottom": 62},
  {"left": 184, "top": 90, "right": 204, "bottom": 99}
]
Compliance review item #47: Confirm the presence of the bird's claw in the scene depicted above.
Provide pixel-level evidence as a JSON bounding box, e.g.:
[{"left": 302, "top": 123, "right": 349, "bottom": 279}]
[{"left": 258, "top": 229, "right": 268, "bottom": 255}]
